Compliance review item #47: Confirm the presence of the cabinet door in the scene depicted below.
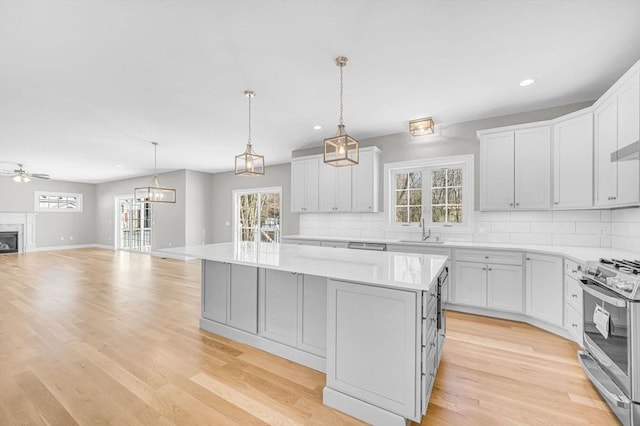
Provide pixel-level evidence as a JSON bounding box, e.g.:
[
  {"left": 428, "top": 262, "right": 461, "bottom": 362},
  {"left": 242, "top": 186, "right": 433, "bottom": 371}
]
[
  {"left": 553, "top": 113, "right": 593, "bottom": 208},
  {"left": 259, "top": 269, "right": 298, "bottom": 346},
  {"left": 334, "top": 165, "right": 352, "bottom": 211},
  {"left": 318, "top": 162, "right": 337, "bottom": 212},
  {"left": 616, "top": 72, "right": 640, "bottom": 205},
  {"left": 298, "top": 274, "right": 327, "bottom": 356},
  {"left": 304, "top": 158, "right": 320, "bottom": 212},
  {"left": 227, "top": 264, "right": 259, "bottom": 333},
  {"left": 452, "top": 261, "right": 486, "bottom": 307},
  {"left": 352, "top": 148, "right": 379, "bottom": 212},
  {"left": 487, "top": 264, "right": 523, "bottom": 313},
  {"left": 594, "top": 98, "right": 618, "bottom": 206},
  {"left": 526, "top": 254, "right": 563, "bottom": 327},
  {"left": 480, "top": 132, "right": 514, "bottom": 210},
  {"left": 326, "top": 279, "right": 417, "bottom": 418},
  {"left": 202, "top": 260, "right": 228, "bottom": 323},
  {"left": 565, "top": 304, "right": 583, "bottom": 347},
  {"left": 515, "top": 127, "right": 551, "bottom": 209},
  {"left": 291, "top": 159, "right": 307, "bottom": 212}
]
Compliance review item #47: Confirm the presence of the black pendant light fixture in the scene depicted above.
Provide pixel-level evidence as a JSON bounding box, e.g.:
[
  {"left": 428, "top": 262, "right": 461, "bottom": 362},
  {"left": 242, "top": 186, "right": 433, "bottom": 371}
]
[
  {"left": 323, "top": 56, "right": 359, "bottom": 167},
  {"left": 235, "top": 90, "right": 265, "bottom": 176}
]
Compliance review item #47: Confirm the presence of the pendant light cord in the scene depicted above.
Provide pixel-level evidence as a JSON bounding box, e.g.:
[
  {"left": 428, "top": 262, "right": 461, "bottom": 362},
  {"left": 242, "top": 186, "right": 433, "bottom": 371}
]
[
  {"left": 152, "top": 142, "right": 158, "bottom": 176},
  {"left": 247, "top": 93, "right": 253, "bottom": 146},
  {"left": 339, "top": 62, "right": 344, "bottom": 126}
]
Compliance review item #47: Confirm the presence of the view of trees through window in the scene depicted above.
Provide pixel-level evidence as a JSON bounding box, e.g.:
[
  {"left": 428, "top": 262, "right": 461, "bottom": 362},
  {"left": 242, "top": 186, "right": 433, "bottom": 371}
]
[
  {"left": 393, "top": 167, "right": 463, "bottom": 225},
  {"left": 238, "top": 191, "right": 281, "bottom": 243}
]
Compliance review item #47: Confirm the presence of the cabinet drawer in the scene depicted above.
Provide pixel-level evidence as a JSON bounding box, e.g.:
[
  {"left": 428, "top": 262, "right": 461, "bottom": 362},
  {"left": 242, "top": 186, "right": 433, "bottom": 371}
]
[
  {"left": 422, "top": 289, "right": 437, "bottom": 318},
  {"left": 565, "top": 304, "right": 583, "bottom": 347},
  {"left": 422, "top": 318, "right": 437, "bottom": 350},
  {"left": 455, "top": 249, "right": 522, "bottom": 265},
  {"left": 564, "top": 259, "right": 583, "bottom": 281},
  {"left": 565, "top": 275, "right": 583, "bottom": 312}
]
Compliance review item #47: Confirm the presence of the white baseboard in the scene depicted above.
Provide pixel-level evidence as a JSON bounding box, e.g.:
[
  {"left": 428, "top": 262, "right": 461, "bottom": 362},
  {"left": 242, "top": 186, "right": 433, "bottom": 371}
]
[{"left": 94, "top": 244, "right": 115, "bottom": 250}]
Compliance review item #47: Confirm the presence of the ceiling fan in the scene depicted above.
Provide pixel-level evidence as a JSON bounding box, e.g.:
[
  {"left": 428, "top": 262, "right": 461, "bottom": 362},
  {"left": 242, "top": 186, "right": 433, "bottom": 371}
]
[{"left": 0, "top": 164, "right": 51, "bottom": 182}]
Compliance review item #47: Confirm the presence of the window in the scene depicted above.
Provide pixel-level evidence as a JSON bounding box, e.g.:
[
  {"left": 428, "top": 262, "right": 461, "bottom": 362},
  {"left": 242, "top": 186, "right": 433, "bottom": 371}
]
[
  {"left": 234, "top": 187, "right": 281, "bottom": 243},
  {"left": 385, "top": 155, "right": 474, "bottom": 230},
  {"left": 34, "top": 191, "right": 83, "bottom": 212}
]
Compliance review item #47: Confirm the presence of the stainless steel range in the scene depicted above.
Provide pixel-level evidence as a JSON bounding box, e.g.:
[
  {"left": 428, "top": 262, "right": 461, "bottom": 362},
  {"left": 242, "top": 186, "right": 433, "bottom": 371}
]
[{"left": 579, "top": 258, "right": 640, "bottom": 425}]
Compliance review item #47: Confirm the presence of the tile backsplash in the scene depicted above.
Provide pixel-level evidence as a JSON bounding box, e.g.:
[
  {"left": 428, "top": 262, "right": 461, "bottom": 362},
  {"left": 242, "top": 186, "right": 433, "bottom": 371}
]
[{"left": 298, "top": 207, "right": 640, "bottom": 252}]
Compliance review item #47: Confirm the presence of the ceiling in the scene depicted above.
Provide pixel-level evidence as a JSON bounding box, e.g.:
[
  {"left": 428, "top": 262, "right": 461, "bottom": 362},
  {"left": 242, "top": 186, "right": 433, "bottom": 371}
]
[{"left": 1, "top": 0, "right": 639, "bottom": 184}]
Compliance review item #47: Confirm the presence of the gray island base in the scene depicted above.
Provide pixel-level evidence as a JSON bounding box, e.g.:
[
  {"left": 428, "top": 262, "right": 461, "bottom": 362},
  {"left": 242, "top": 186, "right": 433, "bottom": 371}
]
[{"left": 164, "top": 242, "right": 449, "bottom": 426}]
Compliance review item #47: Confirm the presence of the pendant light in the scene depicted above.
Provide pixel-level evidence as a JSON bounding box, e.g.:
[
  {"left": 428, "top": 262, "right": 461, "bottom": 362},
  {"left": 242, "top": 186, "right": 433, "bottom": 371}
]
[
  {"left": 235, "top": 90, "right": 265, "bottom": 176},
  {"left": 134, "top": 142, "right": 177, "bottom": 203},
  {"left": 323, "top": 56, "right": 359, "bottom": 167}
]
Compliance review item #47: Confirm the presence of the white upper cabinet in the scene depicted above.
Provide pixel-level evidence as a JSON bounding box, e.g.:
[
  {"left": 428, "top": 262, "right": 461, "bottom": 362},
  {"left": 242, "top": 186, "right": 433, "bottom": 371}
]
[
  {"left": 291, "top": 146, "right": 380, "bottom": 213},
  {"left": 480, "top": 131, "right": 514, "bottom": 210},
  {"left": 351, "top": 147, "right": 381, "bottom": 212},
  {"left": 480, "top": 125, "right": 551, "bottom": 210},
  {"left": 291, "top": 156, "right": 320, "bottom": 212},
  {"left": 594, "top": 62, "right": 640, "bottom": 207},
  {"left": 319, "top": 162, "right": 352, "bottom": 212},
  {"left": 552, "top": 111, "right": 594, "bottom": 209}
]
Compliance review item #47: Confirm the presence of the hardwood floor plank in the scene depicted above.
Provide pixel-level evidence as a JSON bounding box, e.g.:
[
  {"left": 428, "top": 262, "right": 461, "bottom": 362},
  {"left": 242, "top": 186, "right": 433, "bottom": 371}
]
[{"left": 0, "top": 249, "right": 620, "bottom": 425}]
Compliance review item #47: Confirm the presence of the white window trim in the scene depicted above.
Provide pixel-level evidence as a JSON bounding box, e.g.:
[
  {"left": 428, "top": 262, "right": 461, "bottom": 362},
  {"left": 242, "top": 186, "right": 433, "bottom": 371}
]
[
  {"left": 384, "top": 154, "right": 474, "bottom": 233},
  {"left": 232, "top": 186, "right": 282, "bottom": 244},
  {"left": 34, "top": 191, "right": 84, "bottom": 213}
]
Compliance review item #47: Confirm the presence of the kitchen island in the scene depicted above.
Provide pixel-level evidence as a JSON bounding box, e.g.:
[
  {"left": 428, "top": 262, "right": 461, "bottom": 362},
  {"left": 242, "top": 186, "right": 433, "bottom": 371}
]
[{"left": 164, "top": 242, "right": 449, "bottom": 426}]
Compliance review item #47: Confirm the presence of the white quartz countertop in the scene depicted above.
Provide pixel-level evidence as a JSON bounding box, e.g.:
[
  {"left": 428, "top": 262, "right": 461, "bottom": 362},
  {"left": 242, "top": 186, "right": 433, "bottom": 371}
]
[
  {"left": 282, "top": 235, "right": 639, "bottom": 264},
  {"left": 161, "top": 242, "right": 448, "bottom": 292}
]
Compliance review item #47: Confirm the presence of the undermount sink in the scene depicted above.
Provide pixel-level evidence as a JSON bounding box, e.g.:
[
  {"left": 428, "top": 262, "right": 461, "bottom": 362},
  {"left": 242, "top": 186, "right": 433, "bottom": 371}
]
[{"left": 398, "top": 240, "right": 445, "bottom": 245}]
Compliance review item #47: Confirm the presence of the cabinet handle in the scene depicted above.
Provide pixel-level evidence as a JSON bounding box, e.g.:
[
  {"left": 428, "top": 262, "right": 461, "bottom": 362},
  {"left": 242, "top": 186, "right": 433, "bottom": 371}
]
[
  {"left": 509, "top": 203, "right": 514, "bottom": 207},
  {"left": 554, "top": 202, "right": 559, "bottom": 205},
  {"left": 368, "top": 206, "right": 372, "bottom": 210},
  {"left": 482, "top": 267, "right": 487, "bottom": 271},
  {"left": 516, "top": 203, "right": 520, "bottom": 207},
  {"left": 571, "top": 270, "right": 578, "bottom": 274},
  {"left": 572, "top": 323, "right": 578, "bottom": 328},
  {"left": 572, "top": 294, "right": 578, "bottom": 298},
  {"left": 488, "top": 268, "right": 493, "bottom": 271},
  {"left": 526, "top": 257, "right": 531, "bottom": 261},
  {"left": 430, "top": 318, "right": 436, "bottom": 323},
  {"left": 484, "top": 256, "right": 489, "bottom": 259},
  {"left": 612, "top": 197, "right": 617, "bottom": 200},
  {"left": 431, "top": 342, "right": 436, "bottom": 348}
]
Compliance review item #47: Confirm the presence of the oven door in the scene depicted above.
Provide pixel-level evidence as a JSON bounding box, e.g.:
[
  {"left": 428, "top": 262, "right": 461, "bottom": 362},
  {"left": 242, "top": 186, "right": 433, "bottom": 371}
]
[{"left": 579, "top": 278, "right": 630, "bottom": 397}]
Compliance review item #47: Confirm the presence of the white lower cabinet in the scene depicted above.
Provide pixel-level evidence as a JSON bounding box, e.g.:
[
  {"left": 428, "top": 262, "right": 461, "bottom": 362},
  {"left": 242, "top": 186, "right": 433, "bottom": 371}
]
[
  {"left": 326, "top": 279, "right": 430, "bottom": 422},
  {"left": 202, "top": 261, "right": 258, "bottom": 334},
  {"left": 258, "top": 269, "right": 327, "bottom": 356},
  {"left": 564, "top": 259, "right": 584, "bottom": 346},
  {"left": 487, "top": 264, "right": 524, "bottom": 313},
  {"left": 526, "top": 253, "right": 564, "bottom": 327},
  {"left": 452, "top": 250, "right": 523, "bottom": 313}
]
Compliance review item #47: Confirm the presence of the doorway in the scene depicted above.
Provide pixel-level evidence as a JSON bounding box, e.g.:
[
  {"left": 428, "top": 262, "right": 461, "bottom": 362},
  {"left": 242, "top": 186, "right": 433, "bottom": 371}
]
[{"left": 117, "top": 197, "right": 152, "bottom": 252}]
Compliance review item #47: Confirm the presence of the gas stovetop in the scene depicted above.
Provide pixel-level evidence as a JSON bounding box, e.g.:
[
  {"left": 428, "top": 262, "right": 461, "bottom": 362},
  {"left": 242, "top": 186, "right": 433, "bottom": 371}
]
[{"left": 584, "top": 258, "right": 640, "bottom": 300}]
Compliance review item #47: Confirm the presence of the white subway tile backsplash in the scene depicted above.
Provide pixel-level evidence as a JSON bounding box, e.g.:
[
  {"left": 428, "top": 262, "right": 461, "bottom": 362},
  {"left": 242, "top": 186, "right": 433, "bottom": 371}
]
[
  {"left": 531, "top": 221, "right": 575, "bottom": 234},
  {"left": 612, "top": 208, "right": 640, "bottom": 223},
  {"left": 509, "top": 211, "right": 553, "bottom": 222},
  {"left": 611, "top": 236, "right": 640, "bottom": 253},
  {"left": 510, "top": 233, "right": 553, "bottom": 245},
  {"left": 473, "top": 232, "right": 510, "bottom": 243},
  {"left": 612, "top": 222, "right": 640, "bottom": 238},
  {"left": 297, "top": 208, "right": 637, "bottom": 251},
  {"left": 490, "top": 221, "right": 531, "bottom": 233},
  {"left": 553, "top": 210, "right": 602, "bottom": 222},
  {"left": 576, "top": 222, "right": 610, "bottom": 235},
  {"left": 552, "top": 234, "right": 601, "bottom": 247}
]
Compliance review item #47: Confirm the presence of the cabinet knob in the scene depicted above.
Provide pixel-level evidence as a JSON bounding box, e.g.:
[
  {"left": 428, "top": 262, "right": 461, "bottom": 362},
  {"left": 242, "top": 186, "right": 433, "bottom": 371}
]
[
  {"left": 484, "top": 256, "right": 489, "bottom": 259},
  {"left": 488, "top": 268, "right": 493, "bottom": 271},
  {"left": 509, "top": 203, "right": 514, "bottom": 206},
  {"left": 368, "top": 206, "right": 372, "bottom": 210},
  {"left": 482, "top": 267, "right": 487, "bottom": 271},
  {"left": 554, "top": 202, "right": 559, "bottom": 205},
  {"left": 572, "top": 294, "right": 578, "bottom": 298},
  {"left": 526, "top": 257, "right": 531, "bottom": 261},
  {"left": 431, "top": 318, "right": 436, "bottom": 323},
  {"left": 431, "top": 342, "right": 436, "bottom": 348},
  {"left": 516, "top": 203, "right": 520, "bottom": 206},
  {"left": 572, "top": 323, "right": 578, "bottom": 328}
]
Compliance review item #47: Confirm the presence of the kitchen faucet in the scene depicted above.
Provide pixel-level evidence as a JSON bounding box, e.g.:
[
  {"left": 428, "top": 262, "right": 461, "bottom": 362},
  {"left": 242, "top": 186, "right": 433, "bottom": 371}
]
[{"left": 420, "top": 217, "right": 431, "bottom": 241}]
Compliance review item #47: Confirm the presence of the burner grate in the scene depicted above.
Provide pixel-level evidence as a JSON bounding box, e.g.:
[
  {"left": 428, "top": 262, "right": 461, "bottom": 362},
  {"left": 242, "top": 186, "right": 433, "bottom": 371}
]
[{"left": 600, "top": 258, "right": 640, "bottom": 275}]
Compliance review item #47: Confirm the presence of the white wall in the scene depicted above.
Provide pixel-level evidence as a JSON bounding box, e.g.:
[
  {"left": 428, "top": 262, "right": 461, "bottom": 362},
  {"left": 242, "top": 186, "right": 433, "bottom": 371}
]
[
  {"left": 185, "top": 170, "right": 213, "bottom": 246},
  {"left": 94, "top": 170, "right": 187, "bottom": 250},
  {"left": 0, "top": 176, "right": 96, "bottom": 248}
]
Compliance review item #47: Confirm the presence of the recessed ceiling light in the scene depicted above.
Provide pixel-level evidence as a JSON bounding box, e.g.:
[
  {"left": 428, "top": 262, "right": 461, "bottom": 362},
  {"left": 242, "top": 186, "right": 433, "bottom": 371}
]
[
  {"left": 116, "top": 164, "right": 124, "bottom": 168},
  {"left": 313, "top": 125, "right": 322, "bottom": 130},
  {"left": 519, "top": 78, "right": 536, "bottom": 87}
]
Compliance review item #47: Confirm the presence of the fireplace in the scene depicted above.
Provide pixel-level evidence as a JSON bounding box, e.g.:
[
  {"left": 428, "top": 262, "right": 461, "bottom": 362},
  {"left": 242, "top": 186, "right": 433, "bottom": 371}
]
[{"left": 0, "top": 231, "right": 18, "bottom": 254}]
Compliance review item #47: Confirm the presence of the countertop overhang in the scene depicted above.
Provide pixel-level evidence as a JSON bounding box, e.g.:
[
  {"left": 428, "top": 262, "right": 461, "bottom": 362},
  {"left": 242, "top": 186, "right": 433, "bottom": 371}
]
[{"left": 162, "top": 242, "right": 448, "bottom": 291}]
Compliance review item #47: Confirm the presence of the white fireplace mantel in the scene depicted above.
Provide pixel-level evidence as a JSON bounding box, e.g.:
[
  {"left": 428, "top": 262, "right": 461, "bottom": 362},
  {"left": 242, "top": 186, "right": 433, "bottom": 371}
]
[{"left": 0, "top": 213, "right": 37, "bottom": 253}]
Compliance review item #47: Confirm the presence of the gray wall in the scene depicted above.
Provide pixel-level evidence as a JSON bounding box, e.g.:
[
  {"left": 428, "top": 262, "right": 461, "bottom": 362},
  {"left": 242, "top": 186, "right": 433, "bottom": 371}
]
[
  {"left": 94, "top": 170, "right": 187, "bottom": 250},
  {"left": 210, "top": 163, "right": 298, "bottom": 243},
  {"left": 0, "top": 176, "right": 96, "bottom": 247},
  {"left": 294, "top": 101, "right": 594, "bottom": 211},
  {"left": 185, "top": 170, "right": 213, "bottom": 246}
]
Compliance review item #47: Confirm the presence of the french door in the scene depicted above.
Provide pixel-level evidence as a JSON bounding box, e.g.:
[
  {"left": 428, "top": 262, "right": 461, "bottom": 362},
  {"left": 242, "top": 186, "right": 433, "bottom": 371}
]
[{"left": 117, "top": 197, "right": 152, "bottom": 252}]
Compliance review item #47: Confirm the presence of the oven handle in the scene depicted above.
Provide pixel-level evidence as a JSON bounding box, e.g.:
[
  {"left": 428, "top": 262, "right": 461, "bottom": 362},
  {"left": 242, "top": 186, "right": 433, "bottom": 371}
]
[
  {"left": 578, "top": 351, "right": 630, "bottom": 409},
  {"left": 578, "top": 280, "right": 627, "bottom": 308}
]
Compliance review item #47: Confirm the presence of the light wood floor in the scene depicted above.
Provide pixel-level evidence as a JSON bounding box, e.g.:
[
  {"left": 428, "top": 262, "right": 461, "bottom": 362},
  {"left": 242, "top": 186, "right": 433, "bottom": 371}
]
[{"left": 0, "top": 249, "right": 618, "bottom": 425}]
